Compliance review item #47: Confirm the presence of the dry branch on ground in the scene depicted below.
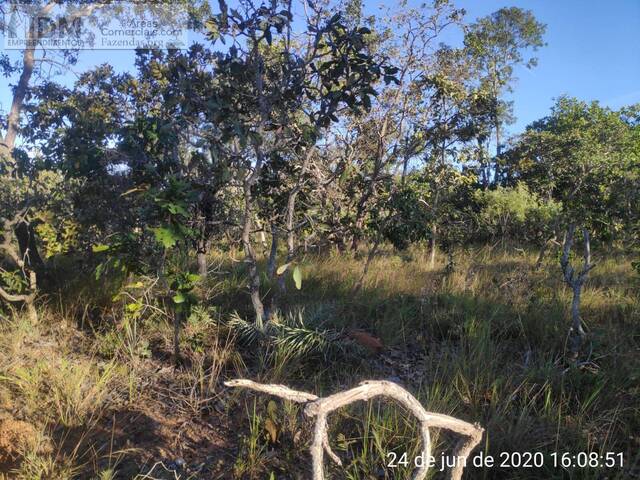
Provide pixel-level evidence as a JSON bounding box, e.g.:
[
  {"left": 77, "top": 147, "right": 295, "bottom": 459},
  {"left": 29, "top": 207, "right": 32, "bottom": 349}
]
[{"left": 225, "top": 378, "right": 484, "bottom": 480}]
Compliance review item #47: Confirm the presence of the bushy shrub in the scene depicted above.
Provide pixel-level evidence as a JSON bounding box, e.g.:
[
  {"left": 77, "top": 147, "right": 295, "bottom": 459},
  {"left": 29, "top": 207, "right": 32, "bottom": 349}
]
[
  {"left": 475, "top": 183, "right": 561, "bottom": 244},
  {"left": 373, "top": 179, "right": 432, "bottom": 250}
]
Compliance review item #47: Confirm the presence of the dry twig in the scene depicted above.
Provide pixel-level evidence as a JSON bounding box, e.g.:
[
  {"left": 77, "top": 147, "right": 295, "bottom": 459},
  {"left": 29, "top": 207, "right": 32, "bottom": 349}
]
[{"left": 225, "top": 379, "right": 483, "bottom": 480}]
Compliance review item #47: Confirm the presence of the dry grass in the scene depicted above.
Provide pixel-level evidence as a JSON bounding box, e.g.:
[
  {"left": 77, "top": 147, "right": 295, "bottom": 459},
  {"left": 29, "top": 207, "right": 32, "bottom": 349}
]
[{"left": 0, "top": 244, "right": 638, "bottom": 479}]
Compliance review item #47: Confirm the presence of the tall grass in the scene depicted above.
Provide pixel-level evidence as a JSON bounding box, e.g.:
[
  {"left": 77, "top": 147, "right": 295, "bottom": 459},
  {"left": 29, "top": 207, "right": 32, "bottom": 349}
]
[
  {"left": 1, "top": 244, "right": 638, "bottom": 479},
  {"left": 231, "top": 245, "right": 639, "bottom": 479}
]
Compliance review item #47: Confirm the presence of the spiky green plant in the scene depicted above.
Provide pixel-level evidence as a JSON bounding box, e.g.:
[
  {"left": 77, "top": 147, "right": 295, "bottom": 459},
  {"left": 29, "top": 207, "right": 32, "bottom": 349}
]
[{"left": 226, "top": 308, "right": 358, "bottom": 363}]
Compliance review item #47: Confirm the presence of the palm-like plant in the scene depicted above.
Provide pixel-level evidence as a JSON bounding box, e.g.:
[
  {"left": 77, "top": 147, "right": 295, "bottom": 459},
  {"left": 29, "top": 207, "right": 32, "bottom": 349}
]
[{"left": 227, "top": 308, "right": 360, "bottom": 362}]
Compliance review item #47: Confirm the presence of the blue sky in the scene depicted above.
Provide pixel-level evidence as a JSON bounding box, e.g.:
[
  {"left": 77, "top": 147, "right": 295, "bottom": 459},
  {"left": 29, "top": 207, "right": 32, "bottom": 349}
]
[
  {"left": 1, "top": 0, "right": 639, "bottom": 137},
  {"left": 458, "top": 0, "right": 640, "bottom": 132}
]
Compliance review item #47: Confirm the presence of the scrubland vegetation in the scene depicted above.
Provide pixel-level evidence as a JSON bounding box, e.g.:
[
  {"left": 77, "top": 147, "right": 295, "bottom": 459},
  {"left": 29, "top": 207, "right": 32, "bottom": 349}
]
[
  {"left": 1, "top": 0, "right": 639, "bottom": 478},
  {"left": 0, "top": 247, "right": 638, "bottom": 479}
]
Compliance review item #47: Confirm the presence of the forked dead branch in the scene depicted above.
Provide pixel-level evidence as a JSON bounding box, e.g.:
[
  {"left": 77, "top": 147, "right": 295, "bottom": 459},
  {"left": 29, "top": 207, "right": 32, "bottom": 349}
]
[{"left": 225, "top": 379, "right": 484, "bottom": 480}]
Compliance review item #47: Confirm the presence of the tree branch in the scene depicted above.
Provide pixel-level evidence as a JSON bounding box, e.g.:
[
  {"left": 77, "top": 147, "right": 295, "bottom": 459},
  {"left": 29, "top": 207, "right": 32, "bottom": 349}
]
[{"left": 225, "top": 379, "right": 483, "bottom": 480}]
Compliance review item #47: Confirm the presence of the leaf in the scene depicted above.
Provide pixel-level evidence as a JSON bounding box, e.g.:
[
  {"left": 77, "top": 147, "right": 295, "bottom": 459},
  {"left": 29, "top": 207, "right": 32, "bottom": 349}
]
[
  {"left": 293, "top": 265, "right": 302, "bottom": 290},
  {"left": 362, "top": 94, "right": 371, "bottom": 111},
  {"left": 267, "top": 399, "right": 278, "bottom": 419},
  {"left": 95, "top": 262, "right": 106, "bottom": 280},
  {"left": 173, "top": 292, "right": 186, "bottom": 304},
  {"left": 92, "top": 244, "right": 110, "bottom": 253},
  {"left": 120, "top": 186, "right": 147, "bottom": 197},
  {"left": 337, "top": 432, "right": 348, "bottom": 451},
  {"left": 276, "top": 263, "right": 290, "bottom": 275},
  {"left": 346, "top": 329, "right": 384, "bottom": 353},
  {"left": 126, "top": 302, "right": 142, "bottom": 313},
  {"left": 151, "top": 227, "right": 179, "bottom": 249},
  {"left": 204, "top": 19, "right": 219, "bottom": 42},
  {"left": 166, "top": 202, "right": 189, "bottom": 217},
  {"left": 264, "top": 418, "right": 278, "bottom": 443}
]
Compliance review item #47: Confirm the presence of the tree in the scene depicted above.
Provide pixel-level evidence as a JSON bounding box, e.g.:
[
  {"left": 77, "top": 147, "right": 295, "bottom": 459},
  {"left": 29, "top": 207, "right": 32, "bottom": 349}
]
[
  {"left": 505, "top": 97, "right": 639, "bottom": 266},
  {"left": 560, "top": 225, "right": 594, "bottom": 361},
  {"left": 0, "top": 1, "right": 208, "bottom": 320},
  {"left": 26, "top": 45, "right": 232, "bottom": 360},
  {"left": 336, "top": 0, "right": 464, "bottom": 252},
  {"left": 415, "top": 45, "right": 486, "bottom": 266},
  {"left": 464, "top": 7, "right": 545, "bottom": 185},
  {"left": 202, "top": 0, "right": 391, "bottom": 323}
]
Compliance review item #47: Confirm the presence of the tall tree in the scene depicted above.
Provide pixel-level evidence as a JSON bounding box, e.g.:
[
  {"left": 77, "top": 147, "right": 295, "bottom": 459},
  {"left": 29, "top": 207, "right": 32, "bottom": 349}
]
[{"left": 464, "top": 6, "right": 545, "bottom": 185}]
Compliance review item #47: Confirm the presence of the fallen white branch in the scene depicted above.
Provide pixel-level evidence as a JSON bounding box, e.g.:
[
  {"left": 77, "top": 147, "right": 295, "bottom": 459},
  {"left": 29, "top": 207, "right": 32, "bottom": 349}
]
[{"left": 225, "top": 379, "right": 483, "bottom": 480}]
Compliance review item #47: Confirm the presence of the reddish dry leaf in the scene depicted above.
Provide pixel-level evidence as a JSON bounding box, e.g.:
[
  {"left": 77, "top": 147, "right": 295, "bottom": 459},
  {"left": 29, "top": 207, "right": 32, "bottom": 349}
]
[{"left": 347, "top": 329, "right": 384, "bottom": 353}]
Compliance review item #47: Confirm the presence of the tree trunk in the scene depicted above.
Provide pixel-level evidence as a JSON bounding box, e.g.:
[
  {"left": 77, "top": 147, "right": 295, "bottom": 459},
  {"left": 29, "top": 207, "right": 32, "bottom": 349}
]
[
  {"left": 352, "top": 237, "right": 380, "bottom": 294},
  {"left": 238, "top": 38, "right": 271, "bottom": 326},
  {"left": 0, "top": 215, "right": 38, "bottom": 323},
  {"left": 534, "top": 235, "right": 552, "bottom": 270},
  {"left": 266, "top": 223, "right": 279, "bottom": 280},
  {"left": 568, "top": 285, "right": 586, "bottom": 359},
  {"left": 1, "top": 2, "right": 60, "bottom": 166},
  {"left": 428, "top": 224, "right": 437, "bottom": 269},
  {"left": 494, "top": 121, "right": 501, "bottom": 185},
  {"left": 15, "top": 222, "right": 45, "bottom": 273},
  {"left": 2, "top": 38, "right": 35, "bottom": 168},
  {"left": 273, "top": 148, "right": 313, "bottom": 310},
  {"left": 265, "top": 224, "right": 279, "bottom": 321},
  {"left": 25, "top": 298, "right": 38, "bottom": 324},
  {"left": 401, "top": 152, "right": 410, "bottom": 184},
  {"left": 241, "top": 191, "right": 265, "bottom": 325},
  {"left": 445, "top": 249, "right": 455, "bottom": 275},
  {"left": 197, "top": 251, "right": 207, "bottom": 279},
  {"left": 560, "top": 225, "right": 593, "bottom": 361},
  {"left": 428, "top": 141, "right": 445, "bottom": 270},
  {"left": 477, "top": 139, "right": 489, "bottom": 190},
  {"left": 196, "top": 236, "right": 212, "bottom": 280}
]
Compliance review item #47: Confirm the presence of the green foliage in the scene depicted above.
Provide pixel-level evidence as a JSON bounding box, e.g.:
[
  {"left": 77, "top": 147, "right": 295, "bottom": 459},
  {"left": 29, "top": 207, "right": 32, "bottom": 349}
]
[
  {"left": 169, "top": 271, "right": 199, "bottom": 314},
  {"left": 182, "top": 305, "right": 217, "bottom": 353},
  {"left": 227, "top": 308, "right": 357, "bottom": 362},
  {"left": 633, "top": 253, "right": 640, "bottom": 277},
  {"left": 34, "top": 215, "right": 79, "bottom": 259},
  {"left": 151, "top": 226, "right": 181, "bottom": 249},
  {"left": 0, "top": 26, "right": 636, "bottom": 480},
  {"left": 465, "top": 7, "right": 546, "bottom": 74},
  {"left": 373, "top": 178, "right": 431, "bottom": 250},
  {"left": 475, "top": 183, "right": 561, "bottom": 243},
  {"left": 95, "top": 318, "right": 151, "bottom": 361},
  {"left": 271, "top": 309, "right": 346, "bottom": 361},
  {"left": 506, "top": 97, "right": 639, "bottom": 237},
  {"left": 93, "top": 233, "right": 149, "bottom": 281},
  {"left": 150, "top": 177, "right": 197, "bottom": 249},
  {"left": 0, "top": 269, "right": 28, "bottom": 294}
]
